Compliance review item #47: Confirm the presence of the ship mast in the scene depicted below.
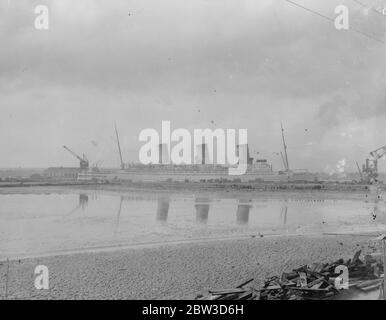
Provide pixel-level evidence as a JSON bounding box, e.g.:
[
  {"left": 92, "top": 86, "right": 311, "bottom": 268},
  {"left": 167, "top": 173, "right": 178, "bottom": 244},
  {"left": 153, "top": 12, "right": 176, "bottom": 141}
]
[
  {"left": 281, "top": 122, "right": 290, "bottom": 172},
  {"left": 280, "top": 152, "right": 287, "bottom": 171}
]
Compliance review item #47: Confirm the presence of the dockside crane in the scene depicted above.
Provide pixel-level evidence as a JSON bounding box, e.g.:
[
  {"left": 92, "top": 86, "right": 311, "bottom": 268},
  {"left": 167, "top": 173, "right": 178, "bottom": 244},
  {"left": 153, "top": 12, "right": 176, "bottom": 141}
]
[
  {"left": 280, "top": 152, "right": 287, "bottom": 172},
  {"left": 362, "top": 146, "right": 386, "bottom": 183},
  {"left": 63, "top": 145, "right": 89, "bottom": 170}
]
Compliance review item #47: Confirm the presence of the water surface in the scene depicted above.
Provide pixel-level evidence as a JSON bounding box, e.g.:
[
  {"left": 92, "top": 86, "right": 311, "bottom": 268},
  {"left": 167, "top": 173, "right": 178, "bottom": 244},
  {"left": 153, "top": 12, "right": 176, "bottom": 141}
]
[{"left": 1, "top": 190, "right": 386, "bottom": 259}]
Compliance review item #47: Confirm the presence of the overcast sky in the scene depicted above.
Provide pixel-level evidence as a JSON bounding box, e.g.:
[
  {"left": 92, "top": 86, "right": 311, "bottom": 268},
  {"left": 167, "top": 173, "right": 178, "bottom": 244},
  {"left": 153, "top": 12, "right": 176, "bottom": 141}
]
[{"left": 1, "top": 0, "right": 386, "bottom": 172}]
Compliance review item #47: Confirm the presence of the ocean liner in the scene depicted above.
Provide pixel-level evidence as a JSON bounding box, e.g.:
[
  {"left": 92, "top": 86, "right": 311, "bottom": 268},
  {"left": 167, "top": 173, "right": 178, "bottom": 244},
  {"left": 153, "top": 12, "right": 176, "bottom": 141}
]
[{"left": 77, "top": 124, "right": 316, "bottom": 183}]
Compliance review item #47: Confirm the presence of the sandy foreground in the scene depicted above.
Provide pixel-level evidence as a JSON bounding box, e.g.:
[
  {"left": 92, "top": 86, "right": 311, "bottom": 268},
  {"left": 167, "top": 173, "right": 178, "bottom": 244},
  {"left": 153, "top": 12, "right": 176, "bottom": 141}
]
[{"left": 0, "top": 234, "right": 380, "bottom": 300}]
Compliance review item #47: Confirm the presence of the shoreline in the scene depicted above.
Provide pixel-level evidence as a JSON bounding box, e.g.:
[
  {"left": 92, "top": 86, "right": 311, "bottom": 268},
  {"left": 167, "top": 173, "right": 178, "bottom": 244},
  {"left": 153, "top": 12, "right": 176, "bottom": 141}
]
[{"left": 1, "top": 231, "right": 380, "bottom": 262}]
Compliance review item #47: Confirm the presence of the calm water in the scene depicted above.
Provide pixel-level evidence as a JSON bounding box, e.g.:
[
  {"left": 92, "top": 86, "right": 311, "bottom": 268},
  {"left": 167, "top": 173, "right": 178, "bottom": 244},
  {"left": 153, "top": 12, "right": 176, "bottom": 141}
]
[{"left": 1, "top": 191, "right": 386, "bottom": 259}]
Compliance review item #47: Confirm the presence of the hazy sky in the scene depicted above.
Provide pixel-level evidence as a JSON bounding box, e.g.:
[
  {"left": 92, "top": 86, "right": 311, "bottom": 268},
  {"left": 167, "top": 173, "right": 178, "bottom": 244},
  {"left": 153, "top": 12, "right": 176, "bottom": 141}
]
[{"left": 1, "top": 0, "right": 386, "bottom": 172}]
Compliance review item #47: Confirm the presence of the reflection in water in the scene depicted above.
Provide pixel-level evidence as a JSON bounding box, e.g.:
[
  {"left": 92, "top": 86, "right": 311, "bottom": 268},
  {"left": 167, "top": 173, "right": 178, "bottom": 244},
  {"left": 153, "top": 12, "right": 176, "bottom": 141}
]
[
  {"left": 115, "top": 196, "right": 123, "bottom": 235},
  {"left": 67, "top": 193, "right": 89, "bottom": 215},
  {"left": 195, "top": 198, "right": 211, "bottom": 223},
  {"left": 90, "top": 192, "right": 98, "bottom": 201},
  {"left": 79, "top": 194, "right": 88, "bottom": 211},
  {"left": 280, "top": 205, "right": 288, "bottom": 227},
  {"left": 156, "top": 197, "right": 170, "bottom": 222},
  {"left": 236, "top": 200, "right": 252, "bottom": 225},
  {"left": 5, "top": 191, "right": 386, "bottom": 259}
]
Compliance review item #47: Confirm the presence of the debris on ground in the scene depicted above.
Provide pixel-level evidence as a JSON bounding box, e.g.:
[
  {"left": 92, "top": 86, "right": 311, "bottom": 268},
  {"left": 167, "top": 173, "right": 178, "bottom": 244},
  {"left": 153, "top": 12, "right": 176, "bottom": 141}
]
[
  {"left": 259, "top": 250, "right": 384, "bottom": 300},
  {"left": 196, "top": 278, "right": 257, "bottom": 300},
  {"left": 196, "top": 250, "right": 384, "bottom": 300}
]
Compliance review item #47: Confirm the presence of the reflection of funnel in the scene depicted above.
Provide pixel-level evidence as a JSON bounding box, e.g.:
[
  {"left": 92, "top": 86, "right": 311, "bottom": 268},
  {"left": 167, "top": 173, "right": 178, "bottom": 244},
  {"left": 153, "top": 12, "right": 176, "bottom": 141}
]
[
  {"left": 195, "top": 197, "right": 211, "bottom": 223},
  {"left": 66, "top": 193, "right": 89, "bottom": 216},
  {"left": 195, "top": 204, "right": 210, "bottom": 223},
  {"left": 237, "top": 144, "right": 253, "bottom": 165},
  {"left": 236, "top": 203, "right": 251, "bottom": 225},
  {"left": 156, "top": 197, "right": 170, "bottom": 221},
  {"left": 79, "top": 193, "right": 88, "bottom": 210}
]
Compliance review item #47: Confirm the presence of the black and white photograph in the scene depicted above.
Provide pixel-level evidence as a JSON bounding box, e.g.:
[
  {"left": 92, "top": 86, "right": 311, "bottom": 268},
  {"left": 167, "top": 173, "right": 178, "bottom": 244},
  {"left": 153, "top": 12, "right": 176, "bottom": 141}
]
[{"left": 2, "top": 0, "right": 386, "bottom": 307}]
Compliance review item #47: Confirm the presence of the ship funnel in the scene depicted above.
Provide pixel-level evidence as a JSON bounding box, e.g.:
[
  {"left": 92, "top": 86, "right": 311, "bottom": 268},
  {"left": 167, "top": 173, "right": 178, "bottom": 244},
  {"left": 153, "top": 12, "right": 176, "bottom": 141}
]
[
  {"left": 237, "top": 144, "right": 253, "bottom": 165},
  {"left": 158, "top": 143, "right": 170, "bottom": 164},
  {"left": 236, "top": 200, "right": 252, "bottom": 225}
]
